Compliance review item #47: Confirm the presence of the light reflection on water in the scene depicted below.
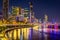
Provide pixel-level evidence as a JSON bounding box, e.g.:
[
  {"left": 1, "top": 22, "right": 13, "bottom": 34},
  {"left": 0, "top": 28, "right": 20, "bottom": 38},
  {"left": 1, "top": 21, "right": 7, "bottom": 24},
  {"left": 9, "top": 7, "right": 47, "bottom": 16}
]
[
  {"left": 1, "top": 26, "right": 60, "bottom": 40},
  {"left": 6, "top": 26, "right": 39, "bottom": 40}
]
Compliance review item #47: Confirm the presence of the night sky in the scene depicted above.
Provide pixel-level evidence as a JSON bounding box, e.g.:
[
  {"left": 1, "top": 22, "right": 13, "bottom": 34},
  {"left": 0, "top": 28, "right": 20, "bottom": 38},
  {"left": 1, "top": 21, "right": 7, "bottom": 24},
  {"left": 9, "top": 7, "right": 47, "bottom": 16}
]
[{"left": 0, "top": 0, "right": 60, "bottom": 22}]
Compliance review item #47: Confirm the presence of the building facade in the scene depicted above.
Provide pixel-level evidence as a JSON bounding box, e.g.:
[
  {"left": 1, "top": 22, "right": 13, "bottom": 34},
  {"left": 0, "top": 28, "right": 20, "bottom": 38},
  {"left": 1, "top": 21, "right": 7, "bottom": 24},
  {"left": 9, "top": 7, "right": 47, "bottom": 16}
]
[{"left": 3, "top": 0, "right": 9, "bottom": 20}]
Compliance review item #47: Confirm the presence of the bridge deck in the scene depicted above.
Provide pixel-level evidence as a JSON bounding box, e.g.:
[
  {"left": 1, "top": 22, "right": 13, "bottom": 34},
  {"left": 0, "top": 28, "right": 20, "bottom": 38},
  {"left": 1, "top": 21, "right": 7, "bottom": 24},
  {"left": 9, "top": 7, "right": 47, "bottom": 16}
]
[{"left": 0, "top": 24, "right": 36, "bottom": 33}]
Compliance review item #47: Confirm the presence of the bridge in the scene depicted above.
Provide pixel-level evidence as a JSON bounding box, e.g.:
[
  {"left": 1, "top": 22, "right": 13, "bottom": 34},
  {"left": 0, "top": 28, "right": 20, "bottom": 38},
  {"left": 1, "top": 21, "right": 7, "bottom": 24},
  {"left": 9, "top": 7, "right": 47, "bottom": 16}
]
[{"left": 0, "top": 23, "right": 37, "bottom": 40}]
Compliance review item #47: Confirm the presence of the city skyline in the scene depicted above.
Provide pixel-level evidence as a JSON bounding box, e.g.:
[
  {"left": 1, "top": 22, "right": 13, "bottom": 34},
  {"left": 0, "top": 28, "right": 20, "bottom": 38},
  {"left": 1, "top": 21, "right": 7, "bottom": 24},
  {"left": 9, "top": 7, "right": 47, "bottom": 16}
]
[
  {"left": 0, "top": 0, "right": 60, "bottom": 22},
  {"left": 0, "top": 0, "right": 60, "bottom": 40}
]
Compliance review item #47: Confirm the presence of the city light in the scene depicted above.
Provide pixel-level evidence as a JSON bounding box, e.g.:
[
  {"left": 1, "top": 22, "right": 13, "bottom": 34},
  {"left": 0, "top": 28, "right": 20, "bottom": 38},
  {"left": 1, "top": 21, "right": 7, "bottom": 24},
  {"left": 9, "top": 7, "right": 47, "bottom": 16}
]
[{"left": 0, "top": 0, "right": 60, "bottom": 40}]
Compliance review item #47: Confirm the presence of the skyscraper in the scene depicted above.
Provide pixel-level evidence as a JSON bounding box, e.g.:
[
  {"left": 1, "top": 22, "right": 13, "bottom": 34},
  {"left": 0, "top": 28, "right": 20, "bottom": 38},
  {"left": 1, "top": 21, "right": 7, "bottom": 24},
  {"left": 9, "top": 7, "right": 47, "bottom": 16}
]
[
  {"left": 21, "top": 8, "right": 24, "bottom": 15},
  {"left": 19, "top": 7, "right": 21, "bottom": 15},
  {"left": 12, "top": 6, "right": 20, "bottom": 16},
  {"left": 30, "top": 2, "right": 33, "bottom": 13},
  {"left": 24, "top": 8, "right": 29, "bottom": 17},
  {"left": 3, "top": 0, "right": 9, "bottom": 20},
  {"left": 44, "top": 14, "right": 48, "bottom": 22},
  {"left": 29, "top": 2, "right": 34, "bottom": 22},
  {"left": 43, "top": 14, "right": 48, "bottom": 28}
]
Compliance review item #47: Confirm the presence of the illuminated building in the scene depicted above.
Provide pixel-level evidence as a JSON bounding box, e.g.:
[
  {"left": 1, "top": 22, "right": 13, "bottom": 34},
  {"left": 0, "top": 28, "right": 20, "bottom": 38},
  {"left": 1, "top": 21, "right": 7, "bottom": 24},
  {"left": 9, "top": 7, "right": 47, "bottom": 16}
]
[
  {"left": 0, "top": 12, "right": 3, "bottom": 21},
  {"left": 19, "top": 7, "right": 21, "bottom": 15},
  {"left": 43, "top": 14, "right": 48, "bottom": 31},
  {"left": 29, "top": 2, "right": 33, "bottom": 22},
  {"left": 16, "top": 8, "right": 24, "bottom": 22},
  {"left": 21, "top": 8, "right": 24, "bottom": 15},
  {"left": 24, "top": 8, "right": 29, "bottom": 18},
  {"left": 39, "top": 19, "right": 42, "bottom": 23},
  {"left": 44, "top": 14, "right": 48, "bottom": 23},
  {"left": 29, "top": 2, "right": 34, "bottom": 40},
  {"left": 38, "top": 19, "right": 42, "bottom": 30},
  {"left": 52, "top": 19, "right": 56, "bottom": 24},
  {"left": 43, "top": 14, "right": 48, "bottom": 27},
  {"left": 3, "top": 0, "right": 9, "bottom": 20},
  {"left": 12, "top": 6, "right": 20, "bottom": 16}
]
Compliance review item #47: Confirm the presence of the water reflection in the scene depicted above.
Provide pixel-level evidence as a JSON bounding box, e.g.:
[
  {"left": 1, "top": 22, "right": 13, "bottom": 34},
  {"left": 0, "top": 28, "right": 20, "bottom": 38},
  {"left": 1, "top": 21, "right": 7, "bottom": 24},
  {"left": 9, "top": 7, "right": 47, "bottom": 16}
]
[{"left": 5, "top": 26, "right": 60, "bottom": 40}]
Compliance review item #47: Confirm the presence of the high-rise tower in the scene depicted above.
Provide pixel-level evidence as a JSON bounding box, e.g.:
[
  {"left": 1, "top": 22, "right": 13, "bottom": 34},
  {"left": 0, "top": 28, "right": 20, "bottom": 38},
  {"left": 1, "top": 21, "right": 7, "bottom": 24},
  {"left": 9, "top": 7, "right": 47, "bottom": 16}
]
[
  {"left": 43, "top": 14, "right": 48, "bottom": 28},
  {"left": 24, "top": 8, "right": 29, "bottom": 17},
  {"left": 12, "top": 6, "right": 20, "bottom": 16},
  {"left": 30, "top": 2, "right": 33, "bottom": 13},
  {"left": 3, "top": 0, "right": 9, "bottom": 20},
  {"left": 44, "top": 14, "right": 48, "bottom": 22},
  {"left": 29, "top": 2, "right": 34, "bottom": 22}
]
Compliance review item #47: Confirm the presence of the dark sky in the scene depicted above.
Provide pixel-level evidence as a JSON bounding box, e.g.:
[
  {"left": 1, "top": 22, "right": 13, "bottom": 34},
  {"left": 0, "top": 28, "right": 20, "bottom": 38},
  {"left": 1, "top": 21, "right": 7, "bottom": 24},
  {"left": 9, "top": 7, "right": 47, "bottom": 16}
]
[{"left": 0, "top": 0, "right": 60, "bottom": 22}]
